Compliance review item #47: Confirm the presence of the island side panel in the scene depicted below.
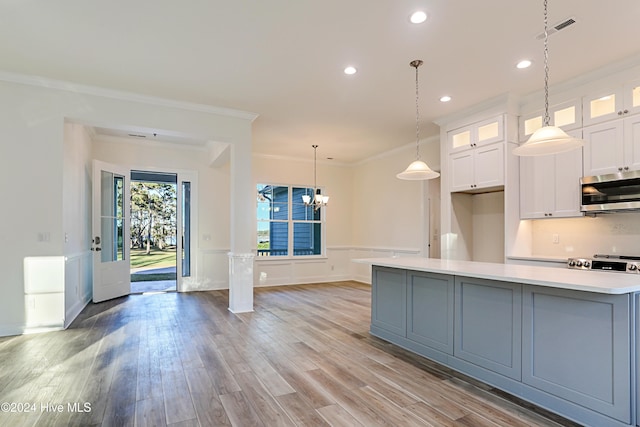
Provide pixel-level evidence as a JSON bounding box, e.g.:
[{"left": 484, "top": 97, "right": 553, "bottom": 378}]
[
  {"left": 453, "top": 276, "right": 522, "bottom": 380},
  {"left": 406, "top": 271, "right": 455, "bottom": 355},
  {"left": 371, "top": 266, "right": 407, "bottom": 337},
  {"left": 522, "top": 285, "right": 632, "bottom": 424}
]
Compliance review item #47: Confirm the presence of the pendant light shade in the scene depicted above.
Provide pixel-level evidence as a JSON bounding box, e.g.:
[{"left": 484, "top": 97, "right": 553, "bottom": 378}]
[
  {"left": 513, "top": 0, "right": 584, "bottom": 157},
  {"left": 397, "top": 60, "right": 440, "bottom": 180},
  {"left": 397, "top": 160, "right": 440, "bottom": 180},
  {"left": 512, "top": 125, "right": 583, "bottom": 156}
]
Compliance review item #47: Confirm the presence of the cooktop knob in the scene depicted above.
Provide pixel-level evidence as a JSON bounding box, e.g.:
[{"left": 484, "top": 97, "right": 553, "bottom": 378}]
[
  {"left": 568, "top": 260, "right": 576, "bottom": 267},
  {"left": 630, "top": 264, "right": 638, "bottom": 271},
  {"left": 583, "top": 261, "right": 591, "bottom": 268},
  {"left": 576, "top": 260, "right": 583, "bottom": 267}
]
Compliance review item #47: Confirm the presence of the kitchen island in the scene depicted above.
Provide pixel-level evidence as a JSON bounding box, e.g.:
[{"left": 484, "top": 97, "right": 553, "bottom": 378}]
[{"left": 355, "top": 257, "right": 640, "bottom": 427}]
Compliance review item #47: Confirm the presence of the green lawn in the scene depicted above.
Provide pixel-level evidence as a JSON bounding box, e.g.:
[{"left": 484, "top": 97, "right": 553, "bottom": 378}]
[
  {"left": 130, "top": 247, "right": 176, "bottom": 269},
  {"left": 130, "top": 247, "right": 177, "bottom": 282}
]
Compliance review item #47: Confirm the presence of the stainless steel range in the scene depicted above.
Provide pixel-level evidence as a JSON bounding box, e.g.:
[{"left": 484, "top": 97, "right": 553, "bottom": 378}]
[{"left": 567, "top": 254, "right": 640, "bottom": 274}]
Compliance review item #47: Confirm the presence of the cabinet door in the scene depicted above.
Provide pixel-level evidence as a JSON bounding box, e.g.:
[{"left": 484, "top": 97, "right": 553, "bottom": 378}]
[
  {"left": 552, "top": 147, "right": 583, "bottom": 217},
  {"left": 449, "top": 150, "right": 475, "bottom": 192},
  {"left": 371, "top": 266, "right": 406, "bottom": 336},
  {"left": 519, "top": 101, "right": 581, "bottom": 142},
  {"left": 454, "top": 277, "right": 522, "bottom": 380},
  {"left": 583, "top": 120, "right": 625, "bottom": 176},
  {"left": 523, "top": 286, "right": 631, "bottom": 424},
  {"left": 583, "top": 88, "right": 624, "bottom": 126},
  {"left": 474, "top": 143, "right": 504, "bottom": 189},
  {"left": 623, "top": 79, "right": 640, "bottom": 117},
  {"left": 520, "top": 154, "right": 554, "bottom": 219},
  {"left": 448, "top": 125, "right": 474, "bottom": 153},
  {"left": 406, "top": 272, "right": 454, "bottom": 355},
  {"left": 475, "top": 116, "right": 504, "bottom": 148},
  {"left": 624, "top": 114, "right": 640, "bottom": 172}
]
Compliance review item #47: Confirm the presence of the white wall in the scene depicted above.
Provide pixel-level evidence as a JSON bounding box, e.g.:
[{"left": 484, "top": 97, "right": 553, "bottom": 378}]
[
  {"left": 0, "top": 76, "right": 254, "bottom": 336},
  {"left": 62, "top": 122, "right": 93, "bottom": 326},
  {"left": 350, "top": 138, "right": 440, "bottom": 281},
  {"left": 472, "top": 191, "right": 505, "bottom": 263}
]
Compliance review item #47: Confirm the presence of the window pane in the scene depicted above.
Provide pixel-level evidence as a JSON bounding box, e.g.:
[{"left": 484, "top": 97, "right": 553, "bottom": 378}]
[
  {"left": 452, "top": 130, "right": 471, "bottom": 148},
  {"left": 554, "top": 106, "right": 575, "bottom": 127},
  {"left": 524, "top": 116, "right": 542, "bottom": 136},
  {"left": 182, "top": 181, "right": 191, "bottom": 277},
  {"left": 257, "top": 184, "right": 288, "bottom": 220},
  {"left": 293, "top": 187, "right": 319, "bottom": 220},
  {"left": 478, "top": 121, "right": 498, "bottom": 141},
  {"left": 293, "top": 222, "right": 321, "bottom": 256},
  {"left": 590, "top": 94, "right": 615, "bottom": 118},
  {"left": 100, "top": 172, "right": 125, "bottom": 262},
  {"left": 257, "top": 220, "right": 288, "bottom": 256}
]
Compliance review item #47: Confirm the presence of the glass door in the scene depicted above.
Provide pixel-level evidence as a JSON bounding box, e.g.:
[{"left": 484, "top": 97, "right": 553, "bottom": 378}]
[{"left": 92, "top": 160, "right": 131, "bottom": 302}]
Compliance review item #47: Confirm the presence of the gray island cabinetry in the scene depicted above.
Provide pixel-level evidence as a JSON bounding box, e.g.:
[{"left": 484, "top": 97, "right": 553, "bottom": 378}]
[{"left": 362, "top": 258, "right": 640, "bottom": 427}]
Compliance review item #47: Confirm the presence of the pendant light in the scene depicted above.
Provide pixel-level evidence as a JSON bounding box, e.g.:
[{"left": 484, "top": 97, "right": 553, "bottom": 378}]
[
  {"left": 513, "top": 0, "right": 584, "bottom": 156},
  {"left": 397, "top": 60, "right": 440, "bottom": 180},
  {"left": 301, "top": 144, "right": 329, "bottom": 210}
]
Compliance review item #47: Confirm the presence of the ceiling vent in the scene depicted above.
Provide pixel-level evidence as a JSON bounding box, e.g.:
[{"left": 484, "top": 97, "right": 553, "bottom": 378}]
[{"left": 535, "top": 17, "right": 577, "bottom": 40}]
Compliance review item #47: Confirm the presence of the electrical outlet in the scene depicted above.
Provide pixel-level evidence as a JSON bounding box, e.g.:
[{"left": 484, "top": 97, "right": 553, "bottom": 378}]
[{"left": 552, "top": 234, "right": 559, "bottom": 244}]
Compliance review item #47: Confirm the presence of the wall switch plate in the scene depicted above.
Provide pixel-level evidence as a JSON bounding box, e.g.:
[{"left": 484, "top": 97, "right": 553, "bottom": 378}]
[{"left": 552, "top": 234, "right": 560, "bottom": 244}]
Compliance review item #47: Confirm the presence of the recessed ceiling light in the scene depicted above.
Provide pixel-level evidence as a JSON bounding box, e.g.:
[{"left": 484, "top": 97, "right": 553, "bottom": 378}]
[
  {"left": 410, "top": 11, "right": 428, "bottom": 24},
  {"left": 440, "top": 95, "right": 452, "bottom": 103},
  {"left": 517, "top": 59, "right": 532, "bottom": 69},
  {"left": 344, "top": 66, "right": 357, "bottom": 75}
]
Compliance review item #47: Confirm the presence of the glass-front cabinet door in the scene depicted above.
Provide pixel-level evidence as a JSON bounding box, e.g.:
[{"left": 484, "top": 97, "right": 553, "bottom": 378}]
[
  {"left": 583, "top": 80, "right": 640, "bottom": 126},
  {"left": 518, "top": 100, "right": 581, "bottom": 141}
]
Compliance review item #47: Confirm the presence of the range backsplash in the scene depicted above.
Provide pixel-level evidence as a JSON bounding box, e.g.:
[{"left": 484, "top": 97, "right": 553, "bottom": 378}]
[{"left": 532, "top": 213, "right": 640, "bottom": 257}]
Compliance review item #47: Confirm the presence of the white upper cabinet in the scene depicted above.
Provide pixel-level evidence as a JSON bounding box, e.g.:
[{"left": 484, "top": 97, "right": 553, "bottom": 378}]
[
  {"left": 520, "top": 130, "right": 583, "bottom": 219},
  {"left": 583, "top": 114, "right": 640, "bottom": 176},
  {"left": 448, "top": 116, "right": 504, "bottom": 154},
  {"left": 582, "top": 80, "right": 640, "bottom": 126},
  {"left": 450, "top": 142, "right": 504, "bottom": 192},
  {"left": 448, "top": 115, "right": 505, "bottom": 192},
  {"left": 518, "top": 100, "right": 581, "bottom": 142}
]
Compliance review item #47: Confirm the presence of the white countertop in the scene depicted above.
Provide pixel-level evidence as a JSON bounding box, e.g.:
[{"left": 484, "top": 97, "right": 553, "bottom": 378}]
[{"left": 353, "top": 257, "right": 640, "bottom": 294}]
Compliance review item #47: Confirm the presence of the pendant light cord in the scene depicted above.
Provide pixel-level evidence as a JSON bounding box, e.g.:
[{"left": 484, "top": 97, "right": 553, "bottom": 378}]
[
  {"left": 410, "top": 60, "right": 423, "bottom": 160},
  {"left": 312, "top": 144, "right": 318, "bottom": 192},
  {"left": 543, "top": 0, "right": 550, "bottom": 127}
]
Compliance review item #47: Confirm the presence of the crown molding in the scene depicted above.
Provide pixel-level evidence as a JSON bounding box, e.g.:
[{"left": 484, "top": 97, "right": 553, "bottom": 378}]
[
  {"left": 355, "top": 135, "right": 440, "bottom": 168},
  {"left": 0, "top": 70, "right": 259, "bottom": 122}
]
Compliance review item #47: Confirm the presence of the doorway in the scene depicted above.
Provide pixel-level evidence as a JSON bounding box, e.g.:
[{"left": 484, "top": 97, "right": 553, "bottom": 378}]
[
  {"left": 129, "top": 170, "right": 178, "bottom": 293},
  {"left": 92, "top": 160, "right": 195, "bottom": 302}
]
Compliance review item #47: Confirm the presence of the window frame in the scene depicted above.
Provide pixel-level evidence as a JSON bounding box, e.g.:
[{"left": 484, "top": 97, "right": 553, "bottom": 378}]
[{"left": 256, "top": 183, "right": 327, "bottom": 259}]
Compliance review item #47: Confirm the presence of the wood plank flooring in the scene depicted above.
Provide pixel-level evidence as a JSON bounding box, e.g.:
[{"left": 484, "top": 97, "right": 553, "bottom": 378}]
[{"left": 0, "top": 281, "right": 580, "bottom": 427}]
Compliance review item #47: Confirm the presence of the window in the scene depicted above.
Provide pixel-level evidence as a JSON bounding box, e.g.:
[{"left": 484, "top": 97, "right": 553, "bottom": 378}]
[{"left": 257, "top": 184, "right": 324, "bottom": 257}]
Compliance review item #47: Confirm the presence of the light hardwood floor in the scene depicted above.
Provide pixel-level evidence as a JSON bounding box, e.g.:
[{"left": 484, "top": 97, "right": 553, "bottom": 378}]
[{"left": 0, "top": 281, "right": 579, "bottom": 427}]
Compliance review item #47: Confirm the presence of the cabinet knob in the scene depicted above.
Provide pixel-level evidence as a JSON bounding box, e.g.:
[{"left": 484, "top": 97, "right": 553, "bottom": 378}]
[
  {"left": 618, "top": 167, "right": 624, "bottom": 171},
  {"left": 624, "top": 109, "right": 629, "bottom": 114},
  {"left": 618, "top": 111, "right": 624, "bottom": 115},
  {"left": 625, "top": 166, "right": 629, "bottom": 171}
]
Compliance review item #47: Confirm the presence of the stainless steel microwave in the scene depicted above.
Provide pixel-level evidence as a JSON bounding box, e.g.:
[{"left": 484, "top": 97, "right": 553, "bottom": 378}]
[{"left": 581, "top": 170, "right": 640, "bottom": 212}]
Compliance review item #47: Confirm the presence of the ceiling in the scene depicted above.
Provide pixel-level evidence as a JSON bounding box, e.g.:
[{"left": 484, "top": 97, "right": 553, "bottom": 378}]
[{"left": 2, "top": 0, "right": 640, "bottom": 164}]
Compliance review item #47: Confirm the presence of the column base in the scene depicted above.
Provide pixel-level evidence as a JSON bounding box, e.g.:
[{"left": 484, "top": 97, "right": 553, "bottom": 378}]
[{"left": 227, "top": 252, "right": 254, "bottom": 313}]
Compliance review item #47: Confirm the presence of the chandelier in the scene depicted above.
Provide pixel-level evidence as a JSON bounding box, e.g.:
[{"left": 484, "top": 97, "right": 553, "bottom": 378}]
[
  {"left": 397, "top": 59, "right": 440, "bottom": 180},
  {"left": 513, "top": 0, "right": 584, "bottom": 156},
  {"left": 302, "top": 144, "right": 329, "bottom": 210}
]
